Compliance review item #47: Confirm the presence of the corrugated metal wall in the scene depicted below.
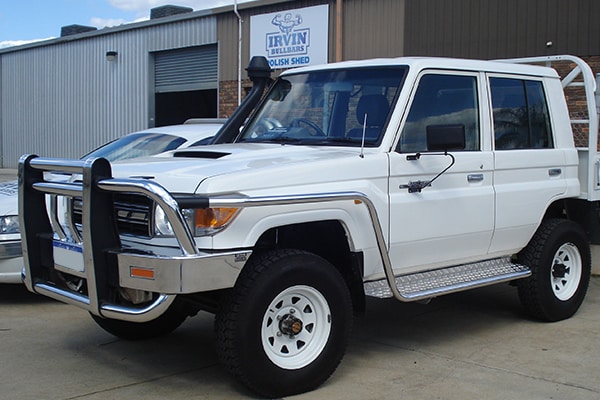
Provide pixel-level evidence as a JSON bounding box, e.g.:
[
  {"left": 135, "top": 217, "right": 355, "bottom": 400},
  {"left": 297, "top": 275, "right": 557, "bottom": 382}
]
[
  {"left": 342, "top": 0, "right": 405, "bottom": 60},
  {"left": 0, "top": 16, "right": 216, "bottom": 167},
  {"left": 404, "top": 0, "right": 600, "bottom": 59}
]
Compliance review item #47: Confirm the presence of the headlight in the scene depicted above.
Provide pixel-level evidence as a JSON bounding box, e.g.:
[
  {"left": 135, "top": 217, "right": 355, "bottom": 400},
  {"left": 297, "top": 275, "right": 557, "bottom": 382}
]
[
  {"left": 154, "top": 206, "right": 175, "bottom": 236},
  {"left": 154, "top": 206, "right": 239, "bottom": 237},
  {"left": 0, "top": 215, "right": 20, "bottom": 234}
]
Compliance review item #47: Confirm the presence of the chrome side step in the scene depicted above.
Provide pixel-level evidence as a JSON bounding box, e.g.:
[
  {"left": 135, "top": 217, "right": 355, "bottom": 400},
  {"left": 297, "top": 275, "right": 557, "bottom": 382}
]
[{"left": 364, "top": 257, "right": 531, "bottom": 301}]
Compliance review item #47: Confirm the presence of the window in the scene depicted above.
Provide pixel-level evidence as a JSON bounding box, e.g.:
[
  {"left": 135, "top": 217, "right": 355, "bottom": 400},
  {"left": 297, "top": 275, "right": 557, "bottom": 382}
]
[
  {"left": 490, "top": 77, "right": 553, "bottom": 150},
  {"left": 398, "top": 74, "right": 479, "bottom": 153}
]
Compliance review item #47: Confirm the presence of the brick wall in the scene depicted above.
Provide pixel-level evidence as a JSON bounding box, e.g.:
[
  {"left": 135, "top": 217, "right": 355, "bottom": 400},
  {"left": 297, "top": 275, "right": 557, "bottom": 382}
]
[
  {"left": 551, "top": 56, "right": 600, "bottom": 148},
  {"left": 219, "top": 80, "right": 253, "bottom": 118}
]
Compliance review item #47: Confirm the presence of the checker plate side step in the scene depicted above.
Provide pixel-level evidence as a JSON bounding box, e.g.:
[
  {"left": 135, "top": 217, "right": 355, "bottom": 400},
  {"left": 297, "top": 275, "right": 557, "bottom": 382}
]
[{"left": 364, "top": 257, "right": 531, "bottom": 301}]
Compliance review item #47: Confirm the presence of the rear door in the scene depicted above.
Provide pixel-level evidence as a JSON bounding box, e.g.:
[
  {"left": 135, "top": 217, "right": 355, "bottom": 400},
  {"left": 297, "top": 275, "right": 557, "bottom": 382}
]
[{"left": 488, "top": 75, "right": 567, "bottom": 254}]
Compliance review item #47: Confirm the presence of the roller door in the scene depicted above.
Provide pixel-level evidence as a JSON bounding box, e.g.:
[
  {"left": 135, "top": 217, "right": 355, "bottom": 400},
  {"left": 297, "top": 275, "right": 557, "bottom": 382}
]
[{"left": 155, "top": 44, "right": 218, "bottom": 93}]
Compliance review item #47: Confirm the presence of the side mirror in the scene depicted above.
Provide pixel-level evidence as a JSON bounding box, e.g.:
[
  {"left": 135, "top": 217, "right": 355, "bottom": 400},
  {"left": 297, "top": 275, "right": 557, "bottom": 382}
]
[
  {"left": 403, "top": 124, "right": 463, "bottom": 193},
  {"left": 426, "top": 124, "right": 465, "bottom": 152}
]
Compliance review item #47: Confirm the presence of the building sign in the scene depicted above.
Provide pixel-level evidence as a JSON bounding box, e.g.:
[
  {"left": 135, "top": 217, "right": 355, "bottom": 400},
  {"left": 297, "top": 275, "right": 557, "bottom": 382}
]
[{"left": 250, "top": 4, "right": 329, "bottom": 69}]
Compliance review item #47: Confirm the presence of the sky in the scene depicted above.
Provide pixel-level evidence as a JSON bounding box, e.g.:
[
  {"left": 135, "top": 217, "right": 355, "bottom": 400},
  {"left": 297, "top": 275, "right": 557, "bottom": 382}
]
[{"left": 0, "top": 0, "right": 257, "bottom": 49}]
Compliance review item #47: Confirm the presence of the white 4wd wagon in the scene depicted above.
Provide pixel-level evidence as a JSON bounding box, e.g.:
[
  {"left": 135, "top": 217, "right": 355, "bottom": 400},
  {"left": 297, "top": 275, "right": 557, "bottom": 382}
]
[{"left": 19, "top": 55, "right": 598, "bottom": 397}]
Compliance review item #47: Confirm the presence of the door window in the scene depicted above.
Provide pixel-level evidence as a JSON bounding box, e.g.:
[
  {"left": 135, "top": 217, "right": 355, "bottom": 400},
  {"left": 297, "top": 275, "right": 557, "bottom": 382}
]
[
  {"left": 490, "top": 77, "right": 553, "bottom": 150},
  {"left": 398, "top": 74, "right": 479, "bottom": 153}
]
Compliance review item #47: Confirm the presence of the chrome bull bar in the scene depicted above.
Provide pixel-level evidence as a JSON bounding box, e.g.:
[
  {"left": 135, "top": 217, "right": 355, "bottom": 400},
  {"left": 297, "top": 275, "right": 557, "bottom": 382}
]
[{"left": 18, "top": 155, "right": 185, "bottom": 322}]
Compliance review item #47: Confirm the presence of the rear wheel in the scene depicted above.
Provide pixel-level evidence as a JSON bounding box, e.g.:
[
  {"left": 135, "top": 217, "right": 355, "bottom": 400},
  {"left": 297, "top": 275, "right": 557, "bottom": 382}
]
[
  {"left": 215, "top": 249, "right": 353, "bottom": 398},
  {"left": 517, "top": 219, "right": 591, "bottom": 321}
]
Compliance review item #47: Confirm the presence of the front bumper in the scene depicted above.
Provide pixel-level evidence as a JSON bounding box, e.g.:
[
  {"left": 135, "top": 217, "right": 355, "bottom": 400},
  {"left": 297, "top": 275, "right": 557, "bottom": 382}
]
[
  {"left": 116, "top": 249, "right": 250, "bottom": 293},
  {"left": 0, "top": 239, "right": 23, "bottom": 283},
  {"left": 0, "top": 239, "right": 22, "bottom": 259}
]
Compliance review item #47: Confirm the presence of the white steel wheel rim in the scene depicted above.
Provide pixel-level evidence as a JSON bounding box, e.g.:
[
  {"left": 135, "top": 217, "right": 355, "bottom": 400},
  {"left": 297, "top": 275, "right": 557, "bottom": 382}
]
[
  {"left": 551, "top": 242, "right": 582, "bottom": 301},
  {"left": 261, "top": 285, "right": 332, "bottom": 370}
]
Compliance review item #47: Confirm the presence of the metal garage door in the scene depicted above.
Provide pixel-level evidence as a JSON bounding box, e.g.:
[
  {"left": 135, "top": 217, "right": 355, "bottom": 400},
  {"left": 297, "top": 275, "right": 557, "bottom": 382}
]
[{"left": 155, "top": 44, "right": 218, "bottom": 93}]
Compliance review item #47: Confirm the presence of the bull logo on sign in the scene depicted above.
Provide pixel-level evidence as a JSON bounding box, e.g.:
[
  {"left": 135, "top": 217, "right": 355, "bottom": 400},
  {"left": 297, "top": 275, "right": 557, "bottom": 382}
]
[{"left": 271, "top": 13, "right": 302, "bottom": 34}]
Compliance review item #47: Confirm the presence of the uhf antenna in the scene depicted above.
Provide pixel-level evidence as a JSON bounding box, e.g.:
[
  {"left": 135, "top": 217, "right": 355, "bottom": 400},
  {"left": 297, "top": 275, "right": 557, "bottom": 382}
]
[{"left": 360, "top": 113, "right": 367, "bottom": 158}]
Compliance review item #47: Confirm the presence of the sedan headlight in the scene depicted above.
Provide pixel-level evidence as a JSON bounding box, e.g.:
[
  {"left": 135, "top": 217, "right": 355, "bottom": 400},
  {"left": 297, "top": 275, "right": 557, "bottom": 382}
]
[
  {"left": 0, "top": 215, "right": 20, "bottom": 234},
  {"left": 154, "top": 206, "right": 239, "bottom": 237}
]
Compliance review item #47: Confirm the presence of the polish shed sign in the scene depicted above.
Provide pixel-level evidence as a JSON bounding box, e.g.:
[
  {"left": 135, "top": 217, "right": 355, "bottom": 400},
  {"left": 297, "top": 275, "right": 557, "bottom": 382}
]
[{"left": 250, "top": 5, "right": 329, "bottom": 69}]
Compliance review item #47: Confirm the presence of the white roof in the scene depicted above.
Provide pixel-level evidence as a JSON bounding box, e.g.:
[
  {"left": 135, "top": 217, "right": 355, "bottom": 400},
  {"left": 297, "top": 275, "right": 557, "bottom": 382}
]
[{"left": 282, "top": 56, "right": 559, "bottom": 79}]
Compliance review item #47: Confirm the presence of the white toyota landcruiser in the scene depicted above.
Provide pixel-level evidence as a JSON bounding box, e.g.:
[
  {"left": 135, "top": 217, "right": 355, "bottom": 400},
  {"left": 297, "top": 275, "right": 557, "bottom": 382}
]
[{"left": 18, "top": 55, "right": 599, "bottom": 397}]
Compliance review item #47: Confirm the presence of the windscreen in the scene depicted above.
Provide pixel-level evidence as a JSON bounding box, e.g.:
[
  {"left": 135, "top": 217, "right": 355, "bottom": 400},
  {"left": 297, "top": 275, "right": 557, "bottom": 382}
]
[{"left": 238, "top": 67, "right": 407, "bottom": 146}]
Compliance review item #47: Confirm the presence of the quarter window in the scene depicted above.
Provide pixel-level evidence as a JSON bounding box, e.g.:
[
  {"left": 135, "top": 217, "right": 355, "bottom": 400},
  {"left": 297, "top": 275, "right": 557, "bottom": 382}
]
[{"left": 490, "top": 77, "right": 553, "bottom": 150}]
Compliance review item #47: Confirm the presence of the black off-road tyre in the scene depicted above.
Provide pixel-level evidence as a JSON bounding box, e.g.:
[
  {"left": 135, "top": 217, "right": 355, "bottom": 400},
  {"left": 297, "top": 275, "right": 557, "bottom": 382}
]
[
  {"left": 90, "top": 302, "right": 188, "bottom": 340},
  {"left": 517, "top": 218, "right": 591, "bottom": 322},
  {"left": 215, "top": 249, "right": 353, "bottom": 398}
]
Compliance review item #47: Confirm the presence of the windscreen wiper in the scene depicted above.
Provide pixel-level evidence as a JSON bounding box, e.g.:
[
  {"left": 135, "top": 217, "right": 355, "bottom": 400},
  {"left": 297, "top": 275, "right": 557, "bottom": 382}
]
[
  {"left": 240, "top": 135, "right": 303, "bottom": 144},
  {"left": 302, "top": 137, "right": 366, "bottom": 146}
]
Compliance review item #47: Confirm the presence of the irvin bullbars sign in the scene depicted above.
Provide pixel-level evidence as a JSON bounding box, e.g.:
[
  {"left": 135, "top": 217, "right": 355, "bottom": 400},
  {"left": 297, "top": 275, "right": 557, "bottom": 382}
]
[{"left": 250, "top": 5, "right": 328, "bottom": 68}]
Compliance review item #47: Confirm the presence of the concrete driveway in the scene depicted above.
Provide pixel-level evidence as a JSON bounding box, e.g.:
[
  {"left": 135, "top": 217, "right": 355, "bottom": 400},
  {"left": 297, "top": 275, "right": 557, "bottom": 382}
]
[{"left": 2, "top": 278, "right": 599, "bottom": 399}]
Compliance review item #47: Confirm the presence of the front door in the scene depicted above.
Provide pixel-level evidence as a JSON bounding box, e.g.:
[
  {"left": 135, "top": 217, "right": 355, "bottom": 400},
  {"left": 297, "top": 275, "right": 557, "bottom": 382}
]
[{"left": 388, "top": 71, "right": 495, "bottom": 274}]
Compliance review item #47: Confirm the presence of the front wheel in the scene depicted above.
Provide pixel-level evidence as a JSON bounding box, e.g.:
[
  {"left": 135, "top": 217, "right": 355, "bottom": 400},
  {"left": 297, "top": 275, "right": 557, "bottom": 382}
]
[
  {"left": 517, "top": 219, "right": 591, "bottom": 322},
  {"left": 215, "top": 249, "right": 353, "bottom": 398}
]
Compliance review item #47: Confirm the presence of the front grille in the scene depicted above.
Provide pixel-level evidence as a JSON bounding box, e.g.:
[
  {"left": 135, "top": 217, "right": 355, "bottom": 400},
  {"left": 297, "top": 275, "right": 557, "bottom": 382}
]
[{"left": 72, "top": 193, "right": 153, "bottom": 238}]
